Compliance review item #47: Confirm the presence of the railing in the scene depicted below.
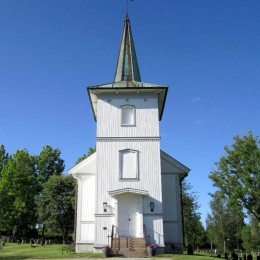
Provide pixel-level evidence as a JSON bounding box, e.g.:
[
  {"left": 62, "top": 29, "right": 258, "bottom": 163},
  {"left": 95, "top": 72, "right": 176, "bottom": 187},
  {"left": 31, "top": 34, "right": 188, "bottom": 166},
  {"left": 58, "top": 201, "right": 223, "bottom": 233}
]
[
  {"left": 110, "top": 225, "right": 117, "bottom": 248},
  {"left": 143, "top": 224, "right": 150, "bottom": 246}
]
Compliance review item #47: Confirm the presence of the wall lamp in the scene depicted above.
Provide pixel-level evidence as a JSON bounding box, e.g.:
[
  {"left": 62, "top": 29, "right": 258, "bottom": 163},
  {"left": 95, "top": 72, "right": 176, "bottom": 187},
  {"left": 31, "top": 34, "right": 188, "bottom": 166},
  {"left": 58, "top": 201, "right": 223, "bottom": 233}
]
[
  {"left": 150, "top": 202, "right": 154, "bottom": 212},
  {"left": 103, "top": 202, "right": 108, "bottom": 212}
]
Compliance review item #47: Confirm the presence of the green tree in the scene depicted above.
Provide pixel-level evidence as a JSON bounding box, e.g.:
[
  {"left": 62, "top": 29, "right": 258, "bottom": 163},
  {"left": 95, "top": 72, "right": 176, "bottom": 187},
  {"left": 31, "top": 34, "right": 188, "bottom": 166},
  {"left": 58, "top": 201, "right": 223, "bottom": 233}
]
[
  {"left": 75, "top": 146, "right": 96, "bottom": 164},
  {"left": 37, "top": 145, "right": 65, "bottom": 185},
  {"left": 241, "top": 216, "right": 260, "bottom": 253},
  {"left": 206, "top": 192, "right": 244, "bottom": 253},
  {"left": 182, "top": 180, "right": 206, "bottom": 249},
  {"left": 0, "top": 145, "right": 10, "bottom": 179},
  {"left": 36, "top": 175, "right": 75, "bottom": 243},
  {"left": 0, "top": 149, "right": 38, "bottom": 236},
  {"left": 209, "top": 132, "right": 260, "bottom": 221}
]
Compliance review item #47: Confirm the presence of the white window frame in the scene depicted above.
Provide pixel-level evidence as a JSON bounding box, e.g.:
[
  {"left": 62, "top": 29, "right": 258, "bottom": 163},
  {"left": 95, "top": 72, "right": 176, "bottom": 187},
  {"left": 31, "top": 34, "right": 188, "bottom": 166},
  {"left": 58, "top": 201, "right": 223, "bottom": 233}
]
[
  {"left": 121, "top": 105, "right": 136, "bottom": 126},
  {"left": 119, "top": 149, "right": 139, "bottom": 180}
]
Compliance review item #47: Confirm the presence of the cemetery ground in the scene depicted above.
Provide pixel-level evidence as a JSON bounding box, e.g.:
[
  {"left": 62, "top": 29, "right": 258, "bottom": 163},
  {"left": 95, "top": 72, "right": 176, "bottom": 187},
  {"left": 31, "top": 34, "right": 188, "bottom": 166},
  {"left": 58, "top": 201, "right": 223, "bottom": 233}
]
[{"left": 0, "top": 243, "right": 259, "bottom": 260}]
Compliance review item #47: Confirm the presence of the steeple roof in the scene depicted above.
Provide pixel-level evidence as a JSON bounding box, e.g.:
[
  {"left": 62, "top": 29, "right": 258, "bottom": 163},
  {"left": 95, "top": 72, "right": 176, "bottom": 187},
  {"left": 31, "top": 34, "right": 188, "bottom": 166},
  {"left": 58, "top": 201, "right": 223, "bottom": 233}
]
[
  {"left": 114, "top": 14, "right": 141, "bottom": 82},
  {"left": 88, "top": 14, "right": 168, "bottom": 121}
]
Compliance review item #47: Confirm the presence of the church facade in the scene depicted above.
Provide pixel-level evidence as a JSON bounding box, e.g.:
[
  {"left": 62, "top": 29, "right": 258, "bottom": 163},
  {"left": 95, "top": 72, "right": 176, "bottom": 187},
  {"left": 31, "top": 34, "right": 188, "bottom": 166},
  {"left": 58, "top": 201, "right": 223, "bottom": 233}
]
[{"left": 69, "top": 14, "right": 190, "bottom": 255}]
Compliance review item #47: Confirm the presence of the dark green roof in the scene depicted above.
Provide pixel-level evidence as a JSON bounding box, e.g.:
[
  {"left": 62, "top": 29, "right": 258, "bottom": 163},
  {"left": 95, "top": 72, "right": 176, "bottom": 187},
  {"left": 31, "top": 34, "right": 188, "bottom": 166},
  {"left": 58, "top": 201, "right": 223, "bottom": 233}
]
[{"left": 114, "top": 14, "right": 141, "bottom": 82}]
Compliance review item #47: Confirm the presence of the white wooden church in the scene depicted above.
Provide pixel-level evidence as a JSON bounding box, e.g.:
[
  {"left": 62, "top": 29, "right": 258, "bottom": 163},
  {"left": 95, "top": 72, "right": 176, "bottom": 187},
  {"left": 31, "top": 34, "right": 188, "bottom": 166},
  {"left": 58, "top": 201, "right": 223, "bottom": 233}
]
[{"left": 69, "top": 14, "right": 190, "bottom": 256}]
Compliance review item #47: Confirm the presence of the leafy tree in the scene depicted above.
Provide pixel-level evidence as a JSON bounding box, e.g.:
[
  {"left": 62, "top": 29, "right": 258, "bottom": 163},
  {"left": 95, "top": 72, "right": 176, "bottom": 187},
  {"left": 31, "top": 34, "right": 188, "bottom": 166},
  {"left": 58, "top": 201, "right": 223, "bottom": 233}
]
[
  {"left": 36, "top": 175, "right": 75, "bottom": 243},
  {"left": 209, "top": 132, "right": 260, "bottom": 221},
  {"left": 37, "top": 145, "right": 65, "bottom": 185},
  {"left": 0, "top": 150, "right": 38, "bottom": 236},
  {"left": 75, "top": 146, "right": 96, "bottom": 164},
  {"left": 206, "top": 191, "right": 244, "bottom": 253},
  {"left": 241, "top": 216, "right": 260, "bottom": 253},
  {"left": 182, "top": 180, "right": 206, "bottom": 249},
  {"left": 0, "top": 145, "right": 10, "bottom": 179}
]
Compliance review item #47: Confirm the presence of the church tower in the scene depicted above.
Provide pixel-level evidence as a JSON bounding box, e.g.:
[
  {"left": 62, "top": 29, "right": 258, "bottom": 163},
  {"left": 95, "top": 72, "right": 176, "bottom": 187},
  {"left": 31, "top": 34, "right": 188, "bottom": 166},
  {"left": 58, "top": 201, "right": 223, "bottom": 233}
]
[
  {"left": 69, "top": 14, "right": 190, "bottom": 256},
  {"left": 88, "top": 13, "right": 167, "bottom": 248}
]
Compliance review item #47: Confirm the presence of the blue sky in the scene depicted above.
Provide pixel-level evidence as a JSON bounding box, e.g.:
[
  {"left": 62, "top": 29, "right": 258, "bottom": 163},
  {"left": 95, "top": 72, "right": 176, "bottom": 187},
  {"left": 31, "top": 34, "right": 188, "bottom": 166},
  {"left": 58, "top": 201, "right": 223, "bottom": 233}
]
[{"left": 1, "top": 0, "right": 260, "bottom": 225}]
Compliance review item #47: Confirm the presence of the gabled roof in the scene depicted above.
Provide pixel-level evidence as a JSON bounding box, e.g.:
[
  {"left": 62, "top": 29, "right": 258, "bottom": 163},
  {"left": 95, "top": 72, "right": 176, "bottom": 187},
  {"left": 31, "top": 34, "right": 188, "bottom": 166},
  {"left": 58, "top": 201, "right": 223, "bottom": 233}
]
[
  {"left": 69, "top": 151, "right": 190, "bottom": 179},
  {"left": 68, "top": 152, "right": 96, "bottom": 177},
  {"left": 114, "top": 14, "right": 141, "bottom": 82},
  {"left": 160, "top": 150, "right": 190, "bottom": 178}
]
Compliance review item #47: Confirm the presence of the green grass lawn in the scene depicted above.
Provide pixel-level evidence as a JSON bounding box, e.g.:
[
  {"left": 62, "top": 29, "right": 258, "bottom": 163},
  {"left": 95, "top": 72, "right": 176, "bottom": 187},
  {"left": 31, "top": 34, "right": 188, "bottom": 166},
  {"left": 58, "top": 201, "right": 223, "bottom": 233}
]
[
  {"left": 0, "top": 243, "right": 256, "bottom": 260},
  {"left": 0, "top": 243, "right": 102, "bottom": 259}
]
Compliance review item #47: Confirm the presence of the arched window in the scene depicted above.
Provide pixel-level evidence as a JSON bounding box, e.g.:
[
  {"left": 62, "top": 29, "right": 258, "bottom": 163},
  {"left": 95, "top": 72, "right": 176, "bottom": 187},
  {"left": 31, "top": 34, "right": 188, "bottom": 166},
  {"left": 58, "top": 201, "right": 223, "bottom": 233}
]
[
  {"left": 121, "top": 105, "right": 135, "bottom": 126},
  {"left": 119, "top": 149, "right": 139, "bottom": 179}
]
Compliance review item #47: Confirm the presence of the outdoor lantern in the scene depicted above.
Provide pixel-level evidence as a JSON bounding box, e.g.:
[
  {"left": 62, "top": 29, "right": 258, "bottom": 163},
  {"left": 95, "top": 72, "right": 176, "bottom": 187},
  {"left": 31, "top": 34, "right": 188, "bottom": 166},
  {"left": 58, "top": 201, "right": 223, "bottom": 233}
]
[
  {"left": 103, "top": 202, "right": 108, "bottom": 212},
  {"left": 150, "top": 202, "right": 154, "bottom": 212}
]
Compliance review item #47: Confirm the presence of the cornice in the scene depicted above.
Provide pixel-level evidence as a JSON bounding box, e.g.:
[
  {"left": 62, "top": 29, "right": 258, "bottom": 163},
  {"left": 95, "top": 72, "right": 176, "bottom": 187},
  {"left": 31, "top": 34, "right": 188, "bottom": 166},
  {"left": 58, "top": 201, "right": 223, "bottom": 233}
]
[{"left": 96, "top": 137, "right": 160, "bottom": 142}]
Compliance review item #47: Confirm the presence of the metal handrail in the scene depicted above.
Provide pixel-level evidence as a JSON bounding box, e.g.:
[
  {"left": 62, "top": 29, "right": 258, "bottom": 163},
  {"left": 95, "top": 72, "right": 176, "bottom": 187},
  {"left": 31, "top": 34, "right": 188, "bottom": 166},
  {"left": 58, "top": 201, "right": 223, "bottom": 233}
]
[
  {"left": 110, "top": 225, "right": 116, "bottom": 248},
  {"left": 143, "top": 224, "right": 149, "bottom": 246}
]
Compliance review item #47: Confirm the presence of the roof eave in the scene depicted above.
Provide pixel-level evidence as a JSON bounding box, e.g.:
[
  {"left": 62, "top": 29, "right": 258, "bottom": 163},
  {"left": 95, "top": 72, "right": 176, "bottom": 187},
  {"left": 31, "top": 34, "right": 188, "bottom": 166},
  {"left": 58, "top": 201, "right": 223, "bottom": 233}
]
[{"left": 87, "top": 84, "right": 168, "bottom": 122}]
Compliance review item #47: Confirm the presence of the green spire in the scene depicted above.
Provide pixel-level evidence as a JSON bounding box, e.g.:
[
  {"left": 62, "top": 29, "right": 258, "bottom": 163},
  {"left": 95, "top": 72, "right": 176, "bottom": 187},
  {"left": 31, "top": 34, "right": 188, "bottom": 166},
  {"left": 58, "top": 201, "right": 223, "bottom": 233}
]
[{"left": 114, "top": 14, "right": 141, "bottom": 82}]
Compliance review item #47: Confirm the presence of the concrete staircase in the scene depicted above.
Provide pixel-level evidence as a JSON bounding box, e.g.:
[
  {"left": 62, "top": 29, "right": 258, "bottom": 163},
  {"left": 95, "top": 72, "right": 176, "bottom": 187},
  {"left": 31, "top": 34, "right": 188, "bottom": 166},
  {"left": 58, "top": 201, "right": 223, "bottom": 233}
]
[{"left": 112, "top": 237, "right": 148, "bottom": 257}]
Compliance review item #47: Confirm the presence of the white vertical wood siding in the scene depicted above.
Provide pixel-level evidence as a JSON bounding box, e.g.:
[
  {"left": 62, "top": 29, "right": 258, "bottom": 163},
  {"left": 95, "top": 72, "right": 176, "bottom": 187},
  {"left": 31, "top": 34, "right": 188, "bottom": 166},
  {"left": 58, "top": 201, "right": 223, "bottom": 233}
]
[
  {"left": 97, "top": 95, "right": 159, "bottom": 137},
  {"left": 96, "top": 140, "right": 162, "bottom": 214},
  {"left": 95, "top": 93, "right": 164, "bottom": 247},
  {"left": 80, "top": 223, "right": 95, "bottom": 242},
  {"left": 95, "top": 216, "right": 115, "bottom": 245},
  {"left": 161, "top": 174, "right": 183, "bottom": 244},
  {"left": 76, "top": 175, "right": 95, "bottom": 243},
  {"left": 81, "top": 175, "right": 95, "bottom": 221},
  {"left": 143, "top": 215, "right": 165, "bottom": 246},
  {"left": 163, "top": 222, "right": 181, "bottom": 243},
  {"left": 161, "top": 175, "right": 178, "bottom": 221},
  {"left": 95, "top": 139, "right": 164, "bottom": 246}
]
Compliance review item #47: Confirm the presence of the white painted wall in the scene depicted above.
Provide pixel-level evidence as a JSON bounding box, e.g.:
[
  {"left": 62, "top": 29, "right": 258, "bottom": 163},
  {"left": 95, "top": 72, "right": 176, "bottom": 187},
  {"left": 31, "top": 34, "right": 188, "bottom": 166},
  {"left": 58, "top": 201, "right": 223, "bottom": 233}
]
[
  {"left": 75, "top": 174, "right": 96, "bottom": 243},
  {"left": 97, "top": 94, "right": 159, "bottom": 137},
  {"left": 161, "top": 153, "right": 185, "bottom": 246},
  {"left": 69, "top": 154, "right": 97, "bottom": 248},
  {"left": 95, "top": 93, "right": 164, "bottom": 247},
  {"left": 161, "top": 175, "right": 178, "bottom": 222},
  {"left": 96, "top": 140, "right": 162, "bottom": 212},
  {"left": 143, "top": 215, "right": 165, "bottom": 246}
]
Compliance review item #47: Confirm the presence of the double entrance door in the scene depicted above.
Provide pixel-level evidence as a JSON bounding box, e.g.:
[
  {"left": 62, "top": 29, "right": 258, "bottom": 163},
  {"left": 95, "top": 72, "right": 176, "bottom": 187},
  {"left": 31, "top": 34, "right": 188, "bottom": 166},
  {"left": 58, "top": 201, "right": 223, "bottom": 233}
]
[{"left": 117, "top": 193, "right": 143, "bottom": 237}]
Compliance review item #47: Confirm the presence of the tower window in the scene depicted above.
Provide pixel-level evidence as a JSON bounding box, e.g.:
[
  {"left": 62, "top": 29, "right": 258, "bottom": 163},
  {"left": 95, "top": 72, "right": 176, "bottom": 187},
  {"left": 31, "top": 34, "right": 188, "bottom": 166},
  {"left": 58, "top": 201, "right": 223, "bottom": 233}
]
[
  {"left": 119, "top": 149, "right": 139, "bottom": 179},
  {"left": 121, "top": 105, "right": 135, "bottom": 126}
]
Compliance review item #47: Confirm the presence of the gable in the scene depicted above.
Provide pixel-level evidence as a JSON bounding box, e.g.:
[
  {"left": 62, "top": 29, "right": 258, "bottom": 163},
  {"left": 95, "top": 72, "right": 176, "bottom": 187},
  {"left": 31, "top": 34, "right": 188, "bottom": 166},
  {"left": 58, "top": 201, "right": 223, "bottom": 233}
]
[
  {"left": 68, "top": 150, "right": 189, "bottom": 178},
  {"left": 68, "top": 152, "right": 96, "bottom": 177},
  {"left": 160, "top": 150, "right": 190, "bottom": 178}
]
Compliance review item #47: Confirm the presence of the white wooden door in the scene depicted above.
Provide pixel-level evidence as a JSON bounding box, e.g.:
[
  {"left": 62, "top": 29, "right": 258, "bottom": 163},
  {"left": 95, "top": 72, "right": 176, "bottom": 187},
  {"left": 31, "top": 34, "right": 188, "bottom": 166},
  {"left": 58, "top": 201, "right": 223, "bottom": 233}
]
[{"left": 118, "top": 193, "right": 143, "bottom": 237}]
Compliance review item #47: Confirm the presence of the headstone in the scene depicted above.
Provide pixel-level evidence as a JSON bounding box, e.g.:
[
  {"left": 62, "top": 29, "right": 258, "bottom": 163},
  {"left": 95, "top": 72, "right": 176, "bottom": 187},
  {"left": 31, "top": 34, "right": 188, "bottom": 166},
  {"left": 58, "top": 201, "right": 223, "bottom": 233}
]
[
  {"left": 187, "top": 244, "right": 193, "bottom": 255},
  {"left": 247, "top": 255, "right": 253, "bottom": 260},
  {"left": 231, "top": 251, "right": 238, "bottom": 260}
]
